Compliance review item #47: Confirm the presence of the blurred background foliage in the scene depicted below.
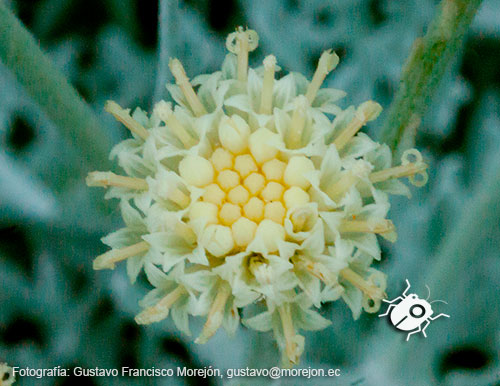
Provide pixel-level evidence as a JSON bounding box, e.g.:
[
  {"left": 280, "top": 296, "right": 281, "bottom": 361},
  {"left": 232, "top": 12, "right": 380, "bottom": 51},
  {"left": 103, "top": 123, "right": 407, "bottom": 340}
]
[{"left": 0, "top": 0, "right": 499, "bottom": 385}]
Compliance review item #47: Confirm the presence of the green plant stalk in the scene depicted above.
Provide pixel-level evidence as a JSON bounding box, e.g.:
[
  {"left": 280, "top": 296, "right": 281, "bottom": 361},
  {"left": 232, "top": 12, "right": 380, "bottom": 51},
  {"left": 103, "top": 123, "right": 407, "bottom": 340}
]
[
  {"left": 0, "top": 3, "right": 111, "bottom": 170},
  {"left": 153, "top": 0, "right": 177, "bottom": 103},
  {"left": 380, "top": 0, "right": 483, "bottom": 153}
]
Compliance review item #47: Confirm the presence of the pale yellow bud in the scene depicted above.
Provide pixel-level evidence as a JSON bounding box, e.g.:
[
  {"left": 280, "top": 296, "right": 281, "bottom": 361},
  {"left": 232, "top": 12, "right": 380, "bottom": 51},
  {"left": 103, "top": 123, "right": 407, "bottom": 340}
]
[
  {"left": 261, "top": 181, "right": 284, "bottom": 202},
  {"left": 264, "top": 201, "right": 286, "bottom": 224},
  {"left": 283, "top": 186, "right": 310, "bottom": 209},
  {"left": 202, "top": 225, "right": 234, "bottom": 257},
  {"left": 284, "top": 156, "right": 315, "bottom": 189},
  {"left": 262, "top": 159, "right": 286, "bottom": 182},
  {"left": 219, "top": 203, "right": 242, "bottom": 226},
  {"left": 227, "top": 185, "right": 250, "bottom": 205},
  {"left": 179, "top": 155, "right": 214, "bottom": 187},
  {"left": 249, "top": 128, "right": 280, "bottom": 164},
  {"left": 243, "top": 197, "right": 264, "bottom": 222},
  {"left": 203, "top": 184, "right": 226, "bottom": 206},
  {"left": 234, "top": 154, "right": 258, "bottom": 178},
  {"left": 219, "top": 115, "right": 251, "bottom": 154},
  {"left": 356, "top": 100, "right": 382, "bottom": 122},
  {"left": 210, "top": 148, "right": 233, "bottom": 172},
  {"left": 231, "top": 217, "right": 257, "bottom": 247},
  {"left": 189, "top": 202, "right": 218, "bottom": 225},
  {"left": 254, "top": 219, "right": 285, "bottom": 252},
  {"left": 217, "top": 170, "right": 240, "bottom": 191},
  {"left": 244, "top": 172, "right": 265, "bottom": 195},
  {"left": 290, "top": 206, "right": 317, "bottom": 233}
]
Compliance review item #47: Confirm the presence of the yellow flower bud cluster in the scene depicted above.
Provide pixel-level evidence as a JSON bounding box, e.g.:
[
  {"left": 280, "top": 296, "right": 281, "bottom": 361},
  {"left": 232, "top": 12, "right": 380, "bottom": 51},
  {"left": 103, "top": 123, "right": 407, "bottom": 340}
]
[{"left": 179, "top": 124, "right": 317, "bottom": 256}]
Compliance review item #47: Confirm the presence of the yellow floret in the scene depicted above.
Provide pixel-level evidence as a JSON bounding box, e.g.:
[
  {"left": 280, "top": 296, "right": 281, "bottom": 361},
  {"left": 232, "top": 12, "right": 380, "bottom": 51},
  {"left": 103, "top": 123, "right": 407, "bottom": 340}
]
[
  {"left": 203, "top": 184, "right": 226, "bottom": 206},
  {"left": 260, "top": 181, "right": 285, "bottom": 202},
  {"left": 219, "top": 203, "right": 242, "bottom": 226},
  {"left": 283, "top": 155, "right": 315, "bottom": 189},
  {"left": 254, "top": 219, "right": 285, "bottom": 252},
  {"left": 249, "top": 128, "right": 280, "bottom": 164},
  {"left": 210, "top": 148, "right": 233, "bottom": 171},
  {"left": 283, "top": 186, "right": 310, "bottom": 209},
  {"left": 219, "top": 115, "right": 251, "bottom": 154},
  {"left": 243, "top": 197, "right": 264, "bottom": 222},
  {"left": 262, "top": 159, "right": 286, "bottom": 181},
  {"left": 234, "top": 154, "right": 258, "bottom": 178},
  {"left": 227, "top": 185, "right": 250, "bottom": 205},
  {"left": 264, "top": 201, "right": 286, "bottom": 224},
  {"left": 217, "top": 170, "right": 240, "bottom": 191},
  {"left": 244, "top": 173, "right": 266, "bottom": 195},
  {"left": 231, "top": 217, "right": 257, "bottom": 247},
  {"left": 179, "top": 155, "right": 214, "bottom": 187},
  {"left": 202, "top": 225, "right": 234, "bottom": 257},
  {"left": 189, "top": 202, "right": 218, "bottom": 225}
]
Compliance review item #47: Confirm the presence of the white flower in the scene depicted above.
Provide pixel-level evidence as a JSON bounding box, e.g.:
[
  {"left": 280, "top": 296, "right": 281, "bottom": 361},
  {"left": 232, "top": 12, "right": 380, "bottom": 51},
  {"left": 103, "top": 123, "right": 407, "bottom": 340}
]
[{"left": 87, "top": 26, "right": 428, "bottom": 366}]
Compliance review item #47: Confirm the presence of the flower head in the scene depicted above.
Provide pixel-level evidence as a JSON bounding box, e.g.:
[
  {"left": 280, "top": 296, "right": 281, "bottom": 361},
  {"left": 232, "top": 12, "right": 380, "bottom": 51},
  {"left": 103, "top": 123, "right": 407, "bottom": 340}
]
[{"left": 87, "top": 27, "right": 428, "bottom": 366}]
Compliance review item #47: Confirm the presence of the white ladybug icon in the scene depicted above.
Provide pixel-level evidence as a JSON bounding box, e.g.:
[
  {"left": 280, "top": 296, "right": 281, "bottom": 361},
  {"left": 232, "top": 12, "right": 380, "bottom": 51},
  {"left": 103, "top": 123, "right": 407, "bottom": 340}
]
[{"left": 379, "top": 279, "right": 450, "bottom": 341}]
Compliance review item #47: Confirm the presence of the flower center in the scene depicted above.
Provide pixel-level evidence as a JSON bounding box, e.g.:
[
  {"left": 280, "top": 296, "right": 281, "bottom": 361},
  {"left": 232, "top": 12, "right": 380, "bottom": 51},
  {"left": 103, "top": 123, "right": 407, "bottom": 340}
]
[{"left": 180, "top": 124, "right": 318, "bottom": 256}]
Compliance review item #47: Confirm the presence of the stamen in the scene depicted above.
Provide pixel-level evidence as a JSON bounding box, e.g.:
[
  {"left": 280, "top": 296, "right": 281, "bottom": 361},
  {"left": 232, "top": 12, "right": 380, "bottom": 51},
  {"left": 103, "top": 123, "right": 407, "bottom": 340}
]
[
  {"left": 277, "top": 304, "right": 301, "bottom": 365},
  {"left": 104, "top": 101, "right": 149, "bottom": 140},
  {"left": 370, "top": 149, "right": 428, "bottom": 187},
  {"left": 340, "top": 268, "right": 385, "bottom": 300},
  {"left": 168, "top": 58, "right": 207, "bottom": 117},
  {"left": 370, "top": 163, "right": 428, "bottom": 184},
  {"left": 135, "top": 285, "right": 185, "bottom": 325},
  {"left": 86, "top": 171, "right": 148, "bottom": 190},
  {"left": 295, "top": 258, "right": 336, "bottom": 286},
  {"left": 195, "top": 283, "right": 231, "bottom": 344},
  {"left": 333, "top": 101, "right": 382, "bottom": 150},
  {"left": 169, "top": 188, "right": 190, "bottom": 208},
  {"left": 325, "top": 171, "right": 358, "bottom": 201},
  {"left": 248, "top": 255, "right": 272, "bottom": 284},
  {"left": 154, "top": 101, "right": 197, "bottom": 148},
  {"left": 259, "top": 55, "right": 276, "bottom": 114},
  {"left": 93, "top": 241, "right": 149, "bottom": 270},
  {"left": 236, "top": 29, "right": 249, "bottom": 82},
  {"left": 339, "top": 219, "right": 395, "bottom": 234},
  {"left": 305, "top": 49, "right": 339, "bottom": 103},
  {"left": 287, "top": 95, "right": 308, "bottom": 149},
  {"left": 226, "top": 27, "right": 259, "bottom": 83}
]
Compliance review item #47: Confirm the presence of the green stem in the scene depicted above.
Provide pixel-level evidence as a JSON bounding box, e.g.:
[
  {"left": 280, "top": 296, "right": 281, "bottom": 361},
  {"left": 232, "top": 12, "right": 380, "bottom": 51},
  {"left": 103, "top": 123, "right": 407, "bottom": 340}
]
[
  {"left": 153, "top": 0, "right": 177, "bottom": 103},
  {"left": 380, "top": 0, "right": 483, "bottom": 153},
  {"left": 0, "top": 3, "right": 111, "bottom": 170}
]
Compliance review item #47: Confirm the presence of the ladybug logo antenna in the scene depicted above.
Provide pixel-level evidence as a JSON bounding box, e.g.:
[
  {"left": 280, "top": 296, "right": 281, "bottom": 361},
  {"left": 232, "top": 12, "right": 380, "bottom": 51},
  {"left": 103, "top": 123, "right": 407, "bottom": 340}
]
[
  {"left": 430, "top": 299, "right": 448, "bottom": 305},
  {"left": 425, "top": 285, "right": 431, "bottom": 300}
]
